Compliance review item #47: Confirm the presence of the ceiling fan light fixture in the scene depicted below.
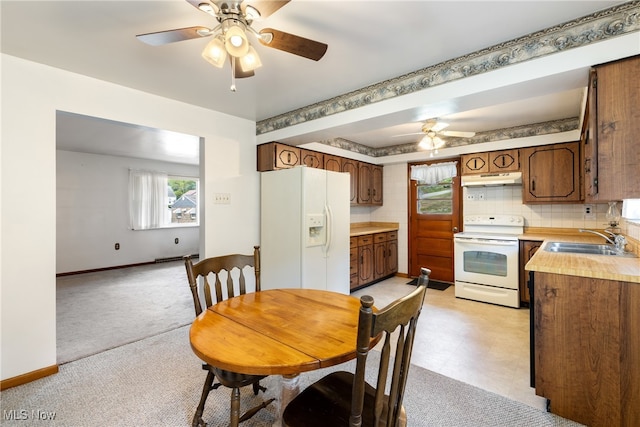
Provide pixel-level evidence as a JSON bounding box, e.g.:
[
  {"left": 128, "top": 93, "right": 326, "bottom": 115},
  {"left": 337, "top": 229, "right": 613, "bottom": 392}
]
[
  {"left": 201, "top": 36, "right": 227, "bottom": 68},
  {"left": 239, "top": 45, "right": 262, "bottom": 72},
  {"left": 224, "top": 23, "right": 249, "bottom": 57},
  {"left": 419, "top": 135, "right": 434, "bottom": 150}
]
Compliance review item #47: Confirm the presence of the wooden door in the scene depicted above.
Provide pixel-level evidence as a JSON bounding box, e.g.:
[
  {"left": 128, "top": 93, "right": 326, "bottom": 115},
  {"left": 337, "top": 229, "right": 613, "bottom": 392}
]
[{"left": 408, "top": 160, "right": 461, "bottom": 282}]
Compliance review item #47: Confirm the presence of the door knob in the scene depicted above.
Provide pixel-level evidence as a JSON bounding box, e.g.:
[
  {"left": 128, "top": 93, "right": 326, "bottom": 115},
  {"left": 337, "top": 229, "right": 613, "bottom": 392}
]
[{"left": 453, "top": 227, "right": 458, "bottom": 233}]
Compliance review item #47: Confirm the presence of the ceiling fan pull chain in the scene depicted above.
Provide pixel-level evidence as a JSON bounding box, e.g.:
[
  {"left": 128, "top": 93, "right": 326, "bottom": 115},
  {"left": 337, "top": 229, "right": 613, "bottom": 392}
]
[{"left": 230, "top": 56, "right": 237, "bottom": 92}]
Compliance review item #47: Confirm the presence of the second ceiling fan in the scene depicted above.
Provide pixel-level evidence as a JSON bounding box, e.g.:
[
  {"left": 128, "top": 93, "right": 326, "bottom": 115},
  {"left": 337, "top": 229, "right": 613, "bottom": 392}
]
[
  {"left": 137, "top": 0, "right": 328, "bottom": 90},
  {"left": 397, "top": 119, "right": 476, "bottom": 152}
]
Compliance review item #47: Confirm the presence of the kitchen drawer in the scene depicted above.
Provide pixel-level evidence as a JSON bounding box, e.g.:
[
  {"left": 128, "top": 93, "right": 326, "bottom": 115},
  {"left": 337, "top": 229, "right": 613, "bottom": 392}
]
[
  {"left": 350, "top": 248, "right": 358, "bottom": 273},
  {"left": 358, "top": 235, "right": 373, "bottom": 246},
  {"left": 374, "top": 233, "right": 387, "bottom": 243},
  {"left": 387, "top": 231, "right": 397, "bottom": 240},
  {"left": 350, "top": 274, "right": 359, "bottom": 289},
  {"left": 350, "top": 237, "right": 358, "bottom": 249}
]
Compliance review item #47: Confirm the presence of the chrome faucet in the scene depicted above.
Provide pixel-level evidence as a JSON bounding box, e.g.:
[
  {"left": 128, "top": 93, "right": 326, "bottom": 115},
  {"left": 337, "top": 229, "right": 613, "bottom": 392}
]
[{"left": 579, "top": 229, "right": 627, "bottom": 253}]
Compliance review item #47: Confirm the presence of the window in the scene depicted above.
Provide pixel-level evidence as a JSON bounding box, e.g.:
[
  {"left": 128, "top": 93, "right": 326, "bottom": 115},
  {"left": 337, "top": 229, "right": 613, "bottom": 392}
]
[
  {"left": 129, "top": 169, "right": 199, "bottom": 230},
  {"left": 416, "top": 178, "right": 453, "bottom": 215}
]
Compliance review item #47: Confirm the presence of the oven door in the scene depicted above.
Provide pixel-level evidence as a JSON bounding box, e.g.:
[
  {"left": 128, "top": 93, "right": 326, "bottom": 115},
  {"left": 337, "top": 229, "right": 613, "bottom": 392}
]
[{"left": 454, "top": 236, "right": 519, "bottom": 289}]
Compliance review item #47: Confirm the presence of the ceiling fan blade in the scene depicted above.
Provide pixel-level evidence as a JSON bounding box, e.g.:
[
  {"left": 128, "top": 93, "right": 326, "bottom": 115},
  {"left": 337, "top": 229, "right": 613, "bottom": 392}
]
[
  {"left": 259, "top": 28, "right": 327, "bottom": 61},
  {"left": 392, "top": 132, "right": 424, "bottom": 138},
  {"left": 245, "top": 1, "right": 290, "bottom": 18},
  {"left": 440, "top": 130, "right": 476, "bottom": 138},
  {"left": 431, "top": 121, "right": 450, "bottom": 132},
  {"left": 136, "top": 26, "right": 210, "bottom": 46}
]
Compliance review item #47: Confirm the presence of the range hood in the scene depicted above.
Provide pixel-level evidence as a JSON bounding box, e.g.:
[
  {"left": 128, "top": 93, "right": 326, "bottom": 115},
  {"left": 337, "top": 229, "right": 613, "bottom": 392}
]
[{"left": 461, "top": 172, "right": 523, "bottom": 187}]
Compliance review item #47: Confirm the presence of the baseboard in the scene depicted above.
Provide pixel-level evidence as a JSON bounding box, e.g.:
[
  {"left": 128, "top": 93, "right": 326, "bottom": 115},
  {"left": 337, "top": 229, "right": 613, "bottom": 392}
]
[{"left": 1, "top": 365, "right": 59, "bottom": 390}]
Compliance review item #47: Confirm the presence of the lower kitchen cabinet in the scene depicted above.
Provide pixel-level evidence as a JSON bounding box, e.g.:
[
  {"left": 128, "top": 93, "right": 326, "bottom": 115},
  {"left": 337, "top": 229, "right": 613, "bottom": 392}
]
[
  {"left": 351, "top": 230, "right": 398, "bottom": 290},
  {"left": 532, "top": 272, "right": 640, "bottom": 427},
  {"left": 356, "top": 235, "right": 374, "bottom": 287},
  {"left": 349, "top": 237, "right": 359, "bottom": 289},
  {"left": 518, "top": 240, "right": 541, "bottom": 306}
]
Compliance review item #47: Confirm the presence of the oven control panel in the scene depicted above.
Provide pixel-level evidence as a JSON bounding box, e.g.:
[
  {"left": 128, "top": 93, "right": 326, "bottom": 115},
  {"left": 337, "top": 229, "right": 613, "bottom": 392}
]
[{"left": 463, "top": 215, "right": 524, "bottom": 226}]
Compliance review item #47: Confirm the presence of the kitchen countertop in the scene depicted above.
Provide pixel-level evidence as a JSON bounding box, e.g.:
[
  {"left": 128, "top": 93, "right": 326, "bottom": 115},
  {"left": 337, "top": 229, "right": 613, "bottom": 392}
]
[
  {"left": 350, "top": 222, "right": 399, "bottom": 237},
  {"left": 523, "top": 228, "right": 640, "bottom": 283}
]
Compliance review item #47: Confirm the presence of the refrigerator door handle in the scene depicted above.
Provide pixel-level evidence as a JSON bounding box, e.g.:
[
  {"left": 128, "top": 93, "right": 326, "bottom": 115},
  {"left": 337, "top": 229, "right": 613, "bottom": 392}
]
[{"left": 323, "top": 204, "right": 332, "bottom": 257}]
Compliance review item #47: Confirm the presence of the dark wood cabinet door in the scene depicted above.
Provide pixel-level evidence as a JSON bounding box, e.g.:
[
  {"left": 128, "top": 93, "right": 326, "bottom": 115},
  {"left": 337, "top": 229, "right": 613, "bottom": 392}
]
[
  {"left": 275, "top": 144, "right": 300, "bottom": 169},
  {"left": 371, "top": 165, "right": 383, "bottom": 205},
  {"left": 373, "top": 241, "right": 387, "bottom": 280},
  {"left": 461, "top": 153, "right": 489, "bottom": 174},
  {"left": 358, "top": 244, "right": 374, "bottom": 285},
  {"left": 324, "top": 154, "right": 342, "bottom": 172},
  {"left": 489, "top": 149, "right": 520, "bottom": 172},
  {"left": 341, "top": 159, "right": 358, "bottom": 204},
  {"left": 300, "top": 149, "right": 323, "bottom": 168},
  {"left": 522, "top": 141, "right": 581, "bottom": 203},
  {"left": 519, "top": 240, "right": 541, "bottom": 305},
  {"left": 357, "top": 163, "right": 373, "bottom": 204},
  {"left": 589, "top": 55, "right": 640, "bottom": 201},
  {"left": 386, "top": 238, "right": 398, "bottom": 275}
]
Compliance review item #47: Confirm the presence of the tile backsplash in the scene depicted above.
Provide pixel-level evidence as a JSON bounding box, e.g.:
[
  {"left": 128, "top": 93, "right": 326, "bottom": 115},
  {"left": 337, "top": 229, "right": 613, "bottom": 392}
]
[{"left": 462, "top": 185, "right": 617, "bottom": 229}]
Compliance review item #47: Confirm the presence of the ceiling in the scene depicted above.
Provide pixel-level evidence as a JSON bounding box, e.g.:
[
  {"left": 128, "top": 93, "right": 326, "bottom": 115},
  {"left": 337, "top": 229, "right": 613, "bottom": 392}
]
[{"left": 1, "top": 0, "right": 633, "bottom": 164}]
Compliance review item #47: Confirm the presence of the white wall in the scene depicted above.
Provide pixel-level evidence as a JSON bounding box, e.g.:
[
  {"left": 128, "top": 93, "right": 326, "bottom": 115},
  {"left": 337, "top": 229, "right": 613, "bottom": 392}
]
[
  {"left": 56, "top": 150, "right": 200, "bottom": 273},
  {"left": 1, "top": 54, "right": 258, "bottom": 381}
]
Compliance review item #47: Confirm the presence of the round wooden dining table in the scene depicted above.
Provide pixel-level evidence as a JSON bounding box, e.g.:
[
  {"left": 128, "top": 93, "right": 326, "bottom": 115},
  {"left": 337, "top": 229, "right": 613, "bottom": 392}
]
[{"left": 189, "top": 288, "right": 373, "bottom": 426}]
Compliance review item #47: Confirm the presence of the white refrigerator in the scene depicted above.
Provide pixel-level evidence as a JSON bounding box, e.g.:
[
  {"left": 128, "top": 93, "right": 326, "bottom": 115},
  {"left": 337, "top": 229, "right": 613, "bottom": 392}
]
[{"left": 260, "top": 166, "right": 350, "bottom": 294}]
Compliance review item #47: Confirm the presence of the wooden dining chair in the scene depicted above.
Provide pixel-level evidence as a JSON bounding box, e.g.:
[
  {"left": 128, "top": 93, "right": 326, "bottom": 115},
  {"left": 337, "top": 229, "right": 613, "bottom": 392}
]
[
  {"left": 184, "top": 246, "right": 274, "bottom": 427},
  {"left": 282, "top": 267, "right": 431, "bottom": 427}
]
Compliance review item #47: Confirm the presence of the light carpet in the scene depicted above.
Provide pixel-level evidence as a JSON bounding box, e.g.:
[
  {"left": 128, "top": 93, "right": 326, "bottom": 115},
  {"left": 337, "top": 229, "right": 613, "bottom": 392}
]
[
  {"left": 1, "top": 326, "right": 582, "bottom": 427},
  {"left": 56, "top": 261, "right": 194, "bottom": 364}
]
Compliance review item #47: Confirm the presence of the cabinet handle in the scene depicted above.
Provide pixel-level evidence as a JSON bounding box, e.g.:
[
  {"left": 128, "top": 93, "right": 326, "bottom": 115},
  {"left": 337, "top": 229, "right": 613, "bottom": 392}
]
[
  {"left": 287, "top": 152, "right": 291, "bottom": 163},
  {"left": 531, "top": 180, "right": 536, "bottom": 192},
  {"left": 368, "top": 189, "right": 371, "bottom": 196},
  {"left": 360, "top": 255, "right": 363, "bottom": 265},
  {"left": 584, "top": 158, "right": 591, "bottom": 173}
]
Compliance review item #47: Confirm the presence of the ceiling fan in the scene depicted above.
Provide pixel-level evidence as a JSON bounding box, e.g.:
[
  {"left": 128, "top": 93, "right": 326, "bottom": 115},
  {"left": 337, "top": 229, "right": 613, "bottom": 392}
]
[
  {"left": 395, "top": 119, "right": 476, "bottom": 153},
  {"left": 136, "top": 0, "right": 328, "bottom": 91}
]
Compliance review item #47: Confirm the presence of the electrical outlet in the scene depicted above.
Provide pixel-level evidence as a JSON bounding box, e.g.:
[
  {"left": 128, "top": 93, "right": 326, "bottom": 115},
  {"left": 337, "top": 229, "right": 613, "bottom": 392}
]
[
  {"left": 477, "top": 192, "right": 486, "bottom": 201},
  {"left": 584, "top": 204, "right": 596, "bottom": 220},
  {"left": 465, "top": 194, "right": 476, "bottom": 201}
]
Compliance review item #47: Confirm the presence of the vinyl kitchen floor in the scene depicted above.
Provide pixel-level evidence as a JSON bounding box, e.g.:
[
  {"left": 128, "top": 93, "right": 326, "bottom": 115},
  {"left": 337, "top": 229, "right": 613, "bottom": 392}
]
[{"left": 352, "top": 276, "right": 546, "bottom": 411}]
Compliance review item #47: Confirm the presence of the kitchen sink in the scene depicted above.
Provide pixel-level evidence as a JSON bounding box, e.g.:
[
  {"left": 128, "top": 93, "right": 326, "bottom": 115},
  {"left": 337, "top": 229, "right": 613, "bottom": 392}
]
[{"left": 544, "top": 242, "right": 637, "bottom": 257}]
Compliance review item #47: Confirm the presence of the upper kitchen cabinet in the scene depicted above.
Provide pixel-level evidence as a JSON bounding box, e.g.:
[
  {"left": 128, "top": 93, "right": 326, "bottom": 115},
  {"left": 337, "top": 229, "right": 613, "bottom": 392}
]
[
  {"left": 584, "top": 55, "right": 640, "bottom": 201},
  {"left": 324, "top": 154, "right": 342, "bottom": 172},
  {"left": 300, "top": 149, "right": 323, "bottom": 169},
  {"left": 461, "top": 149, "right": 520, "bottom": 175},
  {"left": 522, "top": 141, "right": 582, "bottom": 203},
  {"left": 358, "top": 163, "right": 383, "bottom": 205},
  {"left": 341, "top": 158, "right": 359, "bottom": 205},
  {"left": 257, "top": 142, "right": 380, "bottom": 206},
  {"left": 257, "top": 142, "right": 300, "bottom": 171}
]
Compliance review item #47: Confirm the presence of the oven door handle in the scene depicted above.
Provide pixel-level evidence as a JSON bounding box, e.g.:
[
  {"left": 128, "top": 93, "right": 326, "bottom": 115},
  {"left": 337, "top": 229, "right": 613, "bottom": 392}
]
[{"left": 455, "top": 238, "right": 518, "bottom": 246}]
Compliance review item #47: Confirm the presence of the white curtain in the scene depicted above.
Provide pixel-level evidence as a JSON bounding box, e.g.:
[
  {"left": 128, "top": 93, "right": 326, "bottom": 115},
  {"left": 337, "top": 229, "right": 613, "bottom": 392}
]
[
  {"left": 129, "top": 169, "right": 168, "bottom": 230},
  {"left": 410, "top": 161, "right": 458, "bottom": 184}
]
